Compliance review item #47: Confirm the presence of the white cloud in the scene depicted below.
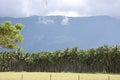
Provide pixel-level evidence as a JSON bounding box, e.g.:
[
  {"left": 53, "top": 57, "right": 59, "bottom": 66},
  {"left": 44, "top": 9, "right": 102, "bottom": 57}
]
[
  {"left": 47, "top": 11, "right": 80, "bottom": 17},
  {"left": 82, "top": 0, "right": 120, "bottom": 18},
  {"left": 61, "top": 17, "right": 69, "bottom": 25},
  {"left": 0, "top": 0, "right": 120, "bottom": 18},
  {"left": 38, "top": 17, "right": 54, "bottom": 24}
]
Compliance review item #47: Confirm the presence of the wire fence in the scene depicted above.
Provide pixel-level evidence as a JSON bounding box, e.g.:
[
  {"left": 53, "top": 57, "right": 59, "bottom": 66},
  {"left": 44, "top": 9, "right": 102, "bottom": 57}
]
[
  {"left": 21, "top": 74, "right": 120, "bottom": 80},
  {"left": 0, "top": 73, "right": 120, "bottom": 80}
]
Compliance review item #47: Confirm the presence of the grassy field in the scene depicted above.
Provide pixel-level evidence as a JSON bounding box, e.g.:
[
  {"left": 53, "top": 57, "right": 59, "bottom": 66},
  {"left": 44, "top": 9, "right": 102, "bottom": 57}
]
[{"left": 0, "top": 72, "right": 120, "bottom": 80}]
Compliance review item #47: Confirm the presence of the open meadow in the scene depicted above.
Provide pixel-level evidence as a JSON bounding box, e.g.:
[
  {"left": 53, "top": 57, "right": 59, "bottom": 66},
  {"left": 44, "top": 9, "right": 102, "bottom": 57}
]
[{"left": 0, "top": 72, "right": 120, "bottom": 80}]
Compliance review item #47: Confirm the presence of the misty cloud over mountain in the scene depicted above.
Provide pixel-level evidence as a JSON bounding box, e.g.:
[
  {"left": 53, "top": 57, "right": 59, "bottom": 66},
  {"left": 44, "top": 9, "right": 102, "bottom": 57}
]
[{"left": 0, "top": 0, "right": 120, "bottom": 18}]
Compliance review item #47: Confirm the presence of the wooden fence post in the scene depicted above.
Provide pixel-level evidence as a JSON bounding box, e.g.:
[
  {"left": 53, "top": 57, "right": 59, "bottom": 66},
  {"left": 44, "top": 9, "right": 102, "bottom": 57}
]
[
  {"left": 108, "top": 76, "right": 110, "bottom": 80},
  {"left": 78, "top": 75, "right": 80, "bottom": 80},
  {"left": 21, "top": 74, "right": 23, "bottom": 80},
  {"left": 50, "top": 74, "right": 52, "bottom": 80}
]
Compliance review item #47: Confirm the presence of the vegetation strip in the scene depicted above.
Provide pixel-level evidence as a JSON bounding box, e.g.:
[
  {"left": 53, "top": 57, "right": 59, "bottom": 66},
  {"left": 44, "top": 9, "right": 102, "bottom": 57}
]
[{"left": 0, "top": 45, "right": 120, "bottom": 73}]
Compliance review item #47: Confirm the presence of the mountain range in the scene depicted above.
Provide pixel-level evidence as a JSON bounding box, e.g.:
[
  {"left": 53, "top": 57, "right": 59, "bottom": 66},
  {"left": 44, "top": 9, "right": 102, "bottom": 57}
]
[{"left": 0, "top": 16, "right": 120, "bottom": 52}]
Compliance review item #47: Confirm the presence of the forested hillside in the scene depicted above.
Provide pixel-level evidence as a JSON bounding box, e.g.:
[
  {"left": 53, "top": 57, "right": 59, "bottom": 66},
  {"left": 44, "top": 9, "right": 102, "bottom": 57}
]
[
  {"left": 0, "top": 16, "right": 120, "bottom": 52},
  {"left": 0, "top": 45, "right": 120, "bottom": 73}
]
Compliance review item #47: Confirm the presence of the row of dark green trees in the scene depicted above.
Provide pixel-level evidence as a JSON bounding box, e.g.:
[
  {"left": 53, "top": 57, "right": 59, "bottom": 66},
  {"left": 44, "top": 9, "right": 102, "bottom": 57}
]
[{"left": 0, "top": 45, "right": 120, "bottom": 73}]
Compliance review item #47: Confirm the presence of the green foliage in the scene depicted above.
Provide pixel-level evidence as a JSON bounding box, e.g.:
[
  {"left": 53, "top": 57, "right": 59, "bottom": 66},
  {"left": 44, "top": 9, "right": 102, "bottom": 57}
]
[
  {"left": 0, "top": 21, "right": 24, "bottom": 51},
  {"left": 0, "top": 45, "right": 120, "bottom": 73}
]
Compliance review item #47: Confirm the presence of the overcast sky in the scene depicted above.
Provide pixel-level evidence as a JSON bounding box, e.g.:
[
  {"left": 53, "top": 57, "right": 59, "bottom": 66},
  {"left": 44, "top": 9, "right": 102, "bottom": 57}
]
[{"left": 0, "top": 0, "right": 120, "bottom": 18}]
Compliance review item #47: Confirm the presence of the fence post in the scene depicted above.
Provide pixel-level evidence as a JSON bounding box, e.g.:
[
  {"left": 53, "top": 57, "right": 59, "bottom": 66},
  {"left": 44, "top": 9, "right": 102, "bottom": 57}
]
[
  {"left": 78, "top": 75, "right": 80, "bottom": 80},
  {"left": 21, "top": 74, "right": 23, "bottom": 80},
  {"left": 50, "top": 74, "right": 52, "bottom": 80},
  {"left": 108, "top": 76, "right": 110, "bottom": 80}
]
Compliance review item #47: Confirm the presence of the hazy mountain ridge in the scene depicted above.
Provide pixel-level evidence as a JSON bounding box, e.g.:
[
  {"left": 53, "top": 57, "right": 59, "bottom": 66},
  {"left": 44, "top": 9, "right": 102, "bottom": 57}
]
[{"left": 0, "top": 16, "right": 120, "bottom": 52}]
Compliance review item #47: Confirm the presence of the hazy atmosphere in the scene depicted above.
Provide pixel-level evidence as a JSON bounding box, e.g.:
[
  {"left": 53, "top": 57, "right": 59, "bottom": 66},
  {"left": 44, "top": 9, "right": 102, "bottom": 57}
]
[
  {"left": 0, "top": 0, "right": 120, "bottom": 79},
  {"left": 0, "top": 0, "right": 120, "bottom": 18}
]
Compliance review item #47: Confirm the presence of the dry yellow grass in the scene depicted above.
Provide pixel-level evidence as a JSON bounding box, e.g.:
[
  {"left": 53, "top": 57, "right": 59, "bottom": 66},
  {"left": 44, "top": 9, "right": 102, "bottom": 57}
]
[{"left": 0, "top": 72, "right": 120, "bottom": 80}]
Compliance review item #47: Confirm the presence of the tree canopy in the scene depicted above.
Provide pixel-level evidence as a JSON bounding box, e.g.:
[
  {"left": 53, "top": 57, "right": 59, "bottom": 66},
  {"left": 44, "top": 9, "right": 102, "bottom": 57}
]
[
  {"left": 0, "top": 21, "right": 24, "bottom": 51},
  {"left": 0, "top": 45, "right": 120, "bottom": 73}
]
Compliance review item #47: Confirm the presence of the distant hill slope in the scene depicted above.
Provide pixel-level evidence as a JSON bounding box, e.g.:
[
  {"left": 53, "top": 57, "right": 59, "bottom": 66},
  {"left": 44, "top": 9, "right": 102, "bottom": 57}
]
[{"left": 0, "top": 16, "right": 120, "bottom": 52}]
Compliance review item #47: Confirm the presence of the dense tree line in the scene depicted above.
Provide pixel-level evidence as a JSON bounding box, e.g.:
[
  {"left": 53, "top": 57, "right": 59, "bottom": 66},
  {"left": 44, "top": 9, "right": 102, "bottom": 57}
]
[{"left": 0, "top": 45, "right": 120, "bottom": 73}]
